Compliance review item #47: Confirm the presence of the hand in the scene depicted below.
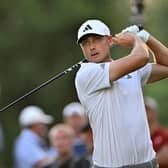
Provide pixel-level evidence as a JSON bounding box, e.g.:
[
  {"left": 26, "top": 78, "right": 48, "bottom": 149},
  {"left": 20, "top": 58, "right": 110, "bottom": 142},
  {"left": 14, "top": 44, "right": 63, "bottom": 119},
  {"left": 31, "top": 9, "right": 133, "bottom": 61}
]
[
  {"left": 122, "top": 25, "right": 140, "bottom": 34},
  {"left": 122, "top": 25, "right": 150, "bottom": 42},
  {"left": 113, "top": 32, "right": 137, "bottom": 48}
]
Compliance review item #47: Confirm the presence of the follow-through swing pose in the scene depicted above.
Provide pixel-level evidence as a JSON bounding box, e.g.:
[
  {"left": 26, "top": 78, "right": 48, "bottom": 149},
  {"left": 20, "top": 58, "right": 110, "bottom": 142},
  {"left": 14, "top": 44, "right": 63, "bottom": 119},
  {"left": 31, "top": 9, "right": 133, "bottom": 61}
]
[{"left": 75, "top": 19, "right": 168, "bottom": 168}]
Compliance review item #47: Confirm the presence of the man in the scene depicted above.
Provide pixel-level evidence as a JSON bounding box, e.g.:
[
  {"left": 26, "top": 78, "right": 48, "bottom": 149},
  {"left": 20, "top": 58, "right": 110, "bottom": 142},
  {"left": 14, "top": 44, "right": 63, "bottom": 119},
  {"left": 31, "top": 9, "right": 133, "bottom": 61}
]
[
  {"left": 145, "top": 96, "right": 168, "bottom": 168},
  {"left": 79, "top": 122, "right": 93, "bottom": 157},
  {"left": 75, "top": 122, "right": 93, "bottom": 168},
  {"left": 49, "top": 123, "right": 92, "bottom": 168},
  {"left": 75, "top": 19, "right": 168, "bottom": 168},
  {"left": 62, "top": 102, "right": 88, "bottom": 158},
  {"left": 14, "top": 105, "right": 56, "bottom": 168},
  {"left": 62, "top": 102, "right": 87, "bottom": 136},
  {"left": 49, "top": 123, "right": 76, "bottom": 168}
]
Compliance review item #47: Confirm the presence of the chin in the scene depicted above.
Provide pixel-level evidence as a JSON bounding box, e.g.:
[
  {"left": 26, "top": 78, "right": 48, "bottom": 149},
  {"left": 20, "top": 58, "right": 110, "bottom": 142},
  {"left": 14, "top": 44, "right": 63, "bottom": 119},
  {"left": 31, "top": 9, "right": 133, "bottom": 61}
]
[{"left": 89, "top": 57, "right": 102, "bottom": 63}]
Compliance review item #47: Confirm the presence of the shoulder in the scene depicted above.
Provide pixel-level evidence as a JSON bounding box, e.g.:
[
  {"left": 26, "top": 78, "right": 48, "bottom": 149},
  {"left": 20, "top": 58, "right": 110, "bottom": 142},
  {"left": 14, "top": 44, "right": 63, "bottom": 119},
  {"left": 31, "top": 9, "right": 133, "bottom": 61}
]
[
  {"left": 76, "top": 62, "right": 109, "bottom": 78},
  {"left": 75, "top": 62, "right": 111, "bottom": 90},
  {"left": 15, "top": 130, "right": 33, "bottom": 144},
  {"left": 77, "top": 63, "right": 98, "bottom": 74},
  {"left": 137, "top": 63, "right": 152, "bottom": 74},
  {"left": 75, "top": 63, "right": 97, "bottom": 82}
]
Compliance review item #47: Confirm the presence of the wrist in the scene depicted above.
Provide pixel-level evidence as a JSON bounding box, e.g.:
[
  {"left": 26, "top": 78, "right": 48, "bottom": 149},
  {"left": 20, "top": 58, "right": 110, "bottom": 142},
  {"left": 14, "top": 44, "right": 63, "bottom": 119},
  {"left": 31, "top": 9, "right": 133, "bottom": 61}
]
[{"left": 137, "top": 30, "right": 150, "bottom": 42}]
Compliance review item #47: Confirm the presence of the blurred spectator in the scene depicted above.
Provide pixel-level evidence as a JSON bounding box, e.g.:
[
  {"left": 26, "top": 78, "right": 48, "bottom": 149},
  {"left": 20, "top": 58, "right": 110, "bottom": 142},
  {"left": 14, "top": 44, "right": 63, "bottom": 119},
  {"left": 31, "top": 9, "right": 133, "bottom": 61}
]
[
  {"left": 62, "top": 102, "right": 88, "bottom": 158},
  {"left": 0, "top": 123, "right": 4, "bottom": 152},
  {"left": 49, "top": 123, "right": 76, "bottom": 168},
  {"left": 80, "top": 123, "right": 93, "bottom": 156},
  {"left": 49, "top": 123, "right": 92, "bottom": 168},
  {"left": 75, "top": 122, "right": 93, "bottom": 168},
  {"left": 14, "top": 105, "right": 57, "bottom": 168},
  {"left": 145, "top": 96, "right": 168, "bottom": 168}
]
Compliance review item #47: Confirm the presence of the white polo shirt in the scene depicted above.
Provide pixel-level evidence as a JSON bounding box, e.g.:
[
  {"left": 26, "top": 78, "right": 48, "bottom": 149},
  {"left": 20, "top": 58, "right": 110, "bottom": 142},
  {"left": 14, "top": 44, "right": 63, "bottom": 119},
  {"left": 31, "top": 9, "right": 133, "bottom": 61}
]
[{"left": 75, "top": 62, "right": 155, "bottom": 167}]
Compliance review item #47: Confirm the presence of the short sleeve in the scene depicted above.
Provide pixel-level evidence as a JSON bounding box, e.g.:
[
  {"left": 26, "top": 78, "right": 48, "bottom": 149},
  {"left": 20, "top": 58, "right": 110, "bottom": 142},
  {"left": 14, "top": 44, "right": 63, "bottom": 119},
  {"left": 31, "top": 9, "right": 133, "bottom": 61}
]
[
  {"left": 137, "top": 63, "right": 152, "bottom": 86},
  {"left": 75, "top": 63, "right": 111, "bottom": 94}
]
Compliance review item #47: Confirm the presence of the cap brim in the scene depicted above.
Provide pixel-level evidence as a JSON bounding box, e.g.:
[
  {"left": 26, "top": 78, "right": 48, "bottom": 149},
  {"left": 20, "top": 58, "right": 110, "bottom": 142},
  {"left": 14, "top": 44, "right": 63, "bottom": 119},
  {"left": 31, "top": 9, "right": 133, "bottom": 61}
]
[
  {"left": 77, "top": 33, "right": 105, "bottom": 44},
  {"left": 41, "top": 115, "right": 54, "bottom": 124}
]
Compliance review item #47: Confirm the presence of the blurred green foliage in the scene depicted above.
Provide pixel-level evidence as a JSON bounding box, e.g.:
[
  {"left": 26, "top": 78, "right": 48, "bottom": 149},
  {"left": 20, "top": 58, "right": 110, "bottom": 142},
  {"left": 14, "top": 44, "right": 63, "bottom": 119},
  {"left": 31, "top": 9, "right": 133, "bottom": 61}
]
[{"left": 0, "top": 0, "right": 167, "bottom": 167}]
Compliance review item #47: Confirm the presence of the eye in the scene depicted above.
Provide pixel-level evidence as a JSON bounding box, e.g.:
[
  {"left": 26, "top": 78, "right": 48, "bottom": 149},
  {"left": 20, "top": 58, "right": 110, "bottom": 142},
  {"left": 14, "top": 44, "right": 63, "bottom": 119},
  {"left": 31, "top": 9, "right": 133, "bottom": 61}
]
[
  {"left": 81, "top": 39, "right": 87, "bottom": 46},
  {"left": 95, "top": 36, "right": 102, "bottom": 39}
]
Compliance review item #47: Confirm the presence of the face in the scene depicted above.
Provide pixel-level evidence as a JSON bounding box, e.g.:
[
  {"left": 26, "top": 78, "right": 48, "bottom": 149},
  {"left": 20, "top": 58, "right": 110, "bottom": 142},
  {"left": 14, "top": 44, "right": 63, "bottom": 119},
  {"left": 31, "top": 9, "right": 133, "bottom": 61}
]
[
  {"left": 79, "top": 34, "right": 113, "bottom": 63},
  {"left": 52, "top": 130, "right": 74, "bottom": 156},
  {"left": 65, "top": 114, "right": 87, "bottom": 134},
  {"left": 31, "top": 123, "right": 48, "bottom": 137}
]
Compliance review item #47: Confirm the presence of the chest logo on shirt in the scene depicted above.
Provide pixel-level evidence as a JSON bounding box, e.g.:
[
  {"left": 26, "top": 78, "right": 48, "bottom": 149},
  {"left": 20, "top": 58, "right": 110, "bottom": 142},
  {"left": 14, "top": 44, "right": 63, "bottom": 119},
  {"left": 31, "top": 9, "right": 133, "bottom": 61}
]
[
  {"left": 126, "top": 74, "right": 132, "bottom": 79},
  {"left": 100, "top": 63, "right": 105, "bottom": 69}
]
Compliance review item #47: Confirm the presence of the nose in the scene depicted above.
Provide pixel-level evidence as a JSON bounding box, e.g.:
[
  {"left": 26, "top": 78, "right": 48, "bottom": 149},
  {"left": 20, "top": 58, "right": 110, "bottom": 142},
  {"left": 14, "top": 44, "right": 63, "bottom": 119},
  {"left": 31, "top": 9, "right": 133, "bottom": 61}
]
[{"left": 88, "top": 40, "right": 96, "bottom": 50}]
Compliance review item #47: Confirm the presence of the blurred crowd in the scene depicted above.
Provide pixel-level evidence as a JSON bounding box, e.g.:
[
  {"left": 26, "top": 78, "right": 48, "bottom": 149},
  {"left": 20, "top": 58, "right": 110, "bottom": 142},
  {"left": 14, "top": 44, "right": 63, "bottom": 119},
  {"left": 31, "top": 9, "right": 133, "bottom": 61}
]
[
  {"left": 0, "top": 96, "right": 167, "bottom": 168},
  {"left": 145, "top": 97, "right": 168, "bottom": 168},
  {"left": 13, "top": 102, "right": 93, "bottom": 168}
]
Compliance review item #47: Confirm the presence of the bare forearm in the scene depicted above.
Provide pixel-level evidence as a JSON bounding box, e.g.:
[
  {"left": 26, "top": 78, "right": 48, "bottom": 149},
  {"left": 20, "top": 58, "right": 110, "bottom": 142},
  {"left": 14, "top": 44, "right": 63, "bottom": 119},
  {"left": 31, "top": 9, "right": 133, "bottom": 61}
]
[
  {"left": 147, "top": 35, "right": 168, "bottom": 66},
  {"left": 131, "top": 38, "right": 149, "bottom": 62},
  {"left": 109, "top": 36, "right": 149, "bottom": 81}
]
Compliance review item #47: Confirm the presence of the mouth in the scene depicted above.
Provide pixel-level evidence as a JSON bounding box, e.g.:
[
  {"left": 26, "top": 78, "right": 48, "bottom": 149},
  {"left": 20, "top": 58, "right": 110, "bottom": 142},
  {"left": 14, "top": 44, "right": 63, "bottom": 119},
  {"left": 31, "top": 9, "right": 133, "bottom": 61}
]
[{"left": 91, "top": 52, "right": 99, "bottom": 57}]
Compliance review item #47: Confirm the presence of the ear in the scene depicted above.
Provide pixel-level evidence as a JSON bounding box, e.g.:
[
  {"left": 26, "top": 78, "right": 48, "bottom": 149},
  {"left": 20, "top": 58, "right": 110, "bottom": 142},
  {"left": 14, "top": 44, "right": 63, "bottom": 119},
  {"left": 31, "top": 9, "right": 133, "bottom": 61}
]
[{"left": 107, "top": 35, "right": 113, "bottom": 46}]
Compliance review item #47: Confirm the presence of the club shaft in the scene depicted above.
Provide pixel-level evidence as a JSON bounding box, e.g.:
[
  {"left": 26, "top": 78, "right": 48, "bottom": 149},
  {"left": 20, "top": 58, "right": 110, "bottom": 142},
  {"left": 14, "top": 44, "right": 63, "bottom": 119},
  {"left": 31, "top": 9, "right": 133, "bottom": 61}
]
[
  {"left": 0, "top": 25, "right": 144, "bottom": 112},
  {"left": 0, "top": 59, "right": 85, "bottom": 112}
]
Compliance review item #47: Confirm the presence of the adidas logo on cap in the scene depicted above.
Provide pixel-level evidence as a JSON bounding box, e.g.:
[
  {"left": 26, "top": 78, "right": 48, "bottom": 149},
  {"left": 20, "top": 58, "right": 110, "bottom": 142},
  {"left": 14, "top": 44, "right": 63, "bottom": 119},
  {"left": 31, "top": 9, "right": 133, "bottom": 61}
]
[
  {"left": 83, "top": 24, "right": 93, "bottom": 32},
  {"left": 77, "top": 19, "right": 111, "bottom": 43}
]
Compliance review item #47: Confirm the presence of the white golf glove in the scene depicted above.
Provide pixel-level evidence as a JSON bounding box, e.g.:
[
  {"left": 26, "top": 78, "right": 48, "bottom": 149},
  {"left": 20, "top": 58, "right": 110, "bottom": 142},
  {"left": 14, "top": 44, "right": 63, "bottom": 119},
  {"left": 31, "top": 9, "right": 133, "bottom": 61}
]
[
  {"left": 137, "top": 30, "right": 150, "bottom": 42},
  {"left": 122, "top": 25, "right": 150, "bottom": 42},
  {"left": 122, "top": 25, "right": 140, "bottom": 34}
]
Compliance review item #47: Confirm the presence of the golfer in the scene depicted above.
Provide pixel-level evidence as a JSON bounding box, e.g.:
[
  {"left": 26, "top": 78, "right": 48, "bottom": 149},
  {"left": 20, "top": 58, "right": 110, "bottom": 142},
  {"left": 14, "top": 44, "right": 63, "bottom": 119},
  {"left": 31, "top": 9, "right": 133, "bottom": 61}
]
[{"left": 75, "top": 19, "right": 168, "bottom": 168}]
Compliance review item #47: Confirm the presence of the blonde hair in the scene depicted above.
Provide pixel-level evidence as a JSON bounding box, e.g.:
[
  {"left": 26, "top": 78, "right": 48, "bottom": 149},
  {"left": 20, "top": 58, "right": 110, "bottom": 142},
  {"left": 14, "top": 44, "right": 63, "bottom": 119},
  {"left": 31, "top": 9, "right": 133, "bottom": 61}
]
[{"left": 49, "top": 123, "right": 75, "bottom": 143}]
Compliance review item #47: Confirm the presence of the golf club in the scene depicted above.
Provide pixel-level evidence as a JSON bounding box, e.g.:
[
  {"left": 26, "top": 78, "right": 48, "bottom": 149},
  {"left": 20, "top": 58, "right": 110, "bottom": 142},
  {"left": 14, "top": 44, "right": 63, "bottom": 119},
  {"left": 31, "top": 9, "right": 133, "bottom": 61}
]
[
  {"left": 0, "top": 59, "right": 87, "bottom": 112},
  {"left": 0, "top": 25, "right": 143, "bottom": 112}
]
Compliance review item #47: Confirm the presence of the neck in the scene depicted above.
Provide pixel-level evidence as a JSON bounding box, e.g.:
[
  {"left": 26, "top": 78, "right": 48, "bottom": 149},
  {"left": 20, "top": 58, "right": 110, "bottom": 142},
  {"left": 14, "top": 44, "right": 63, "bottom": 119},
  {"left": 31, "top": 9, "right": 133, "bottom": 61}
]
[
  {"left": 31, "top": 127, "right": 42, "bottom": 137},
  {"left": 104, "top": 57, "right": 113, "bottom": 62},
  {"left": 58, "top": 152, "right": 72, "bottom": 163},
  {"left": 92, "top": 57, "right": 113, "bottom": 63}
]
